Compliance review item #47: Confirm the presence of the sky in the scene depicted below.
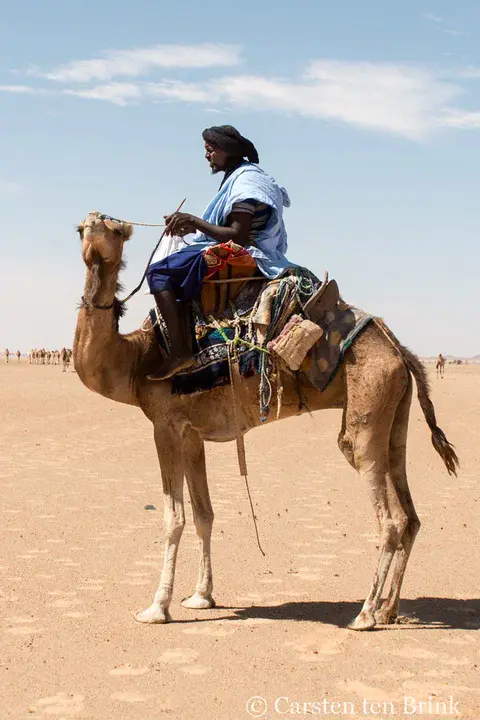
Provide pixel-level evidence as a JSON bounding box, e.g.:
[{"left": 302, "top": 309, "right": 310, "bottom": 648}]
[{"left": 1, "top": 0, "right": 479, "bottom": 357}]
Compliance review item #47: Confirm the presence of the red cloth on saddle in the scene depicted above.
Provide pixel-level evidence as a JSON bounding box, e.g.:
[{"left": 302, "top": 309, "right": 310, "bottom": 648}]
[
  {"left": 203, "top": 241, "right": 256, "bottom": 280},
  {"left": 201, "top": 241, "right": 259, "bottom": 315}
]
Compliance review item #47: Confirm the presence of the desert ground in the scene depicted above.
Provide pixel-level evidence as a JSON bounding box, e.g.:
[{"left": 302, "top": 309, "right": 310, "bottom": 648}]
[{"left": 1, "top": 361, "right": 479, "bottom": 720}]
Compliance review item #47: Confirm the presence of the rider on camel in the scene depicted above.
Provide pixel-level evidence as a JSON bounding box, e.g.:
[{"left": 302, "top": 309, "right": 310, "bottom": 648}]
[{"left": 146, "top": 125, "right": 293, "bottom": 379}]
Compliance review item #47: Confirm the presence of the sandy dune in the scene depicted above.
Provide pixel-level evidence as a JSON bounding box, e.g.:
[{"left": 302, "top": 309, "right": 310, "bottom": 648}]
[{"left": 1, "top": 362, "right": 479, "bottom": 719}]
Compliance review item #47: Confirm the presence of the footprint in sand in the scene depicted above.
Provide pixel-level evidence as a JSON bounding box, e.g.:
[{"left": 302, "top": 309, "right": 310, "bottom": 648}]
[
  {"left": 63, "top": 611, "right": 91, "bottom": 619},
  {"left": 441, "top": 634, "right": 476, "bottom": 647},
  {"left": 7, "top": 625, "right": 45, "bottom": 635},
  {"left": 286, "top": 628, "right": 349, "bottom": 662},
  {"left": 183, "top": 622, "right": 238, "bottom": 638},
  {"left": 236, "top": 593, "right": 263, "bottom": 603},
  {"left": 440, "top": 655, "right": 470, "bottom": 667},
  {"left": 155, "top": 648, "right": 199, "bottom": 664},
  {"left": 180, "top": 665, "right": 211, "bottom": 675},
  {"left": 337, "top": 680, "right": 394, "bottom": 704},
  {"left": 31, "top": 692, "right": 84, "bottom": 716},
  {"left": 392, "top": 646, "right": 439, "bottom": 660},
  {"left": 48, "top": 599, "right": 82, "bottom": 609},
  {"left": 78, "top": 579, "right": 104, "bottom": 592},
  {"left": 259, "top": 578, "right": 283, "bottom": 584},
  {"left": 110, "top": 664, "right": 149, "bottom": 676},
  {"left": 110, "top": 691, "right": 152, "bottom": 703}
]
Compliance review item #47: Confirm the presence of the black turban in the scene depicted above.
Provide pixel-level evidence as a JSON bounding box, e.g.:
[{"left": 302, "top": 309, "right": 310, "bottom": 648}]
[{"left": 202, "top": 125, "right": 259, "bottom": 164}]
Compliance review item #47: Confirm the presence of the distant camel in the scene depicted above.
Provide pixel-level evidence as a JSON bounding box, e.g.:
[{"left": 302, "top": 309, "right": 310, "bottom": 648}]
[{"left": 436, "top": 354, "right": 446, "bottom": 379}]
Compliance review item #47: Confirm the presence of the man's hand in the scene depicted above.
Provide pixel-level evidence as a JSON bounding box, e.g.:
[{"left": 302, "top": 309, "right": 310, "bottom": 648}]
[{"left": 164, "top": 212, "right": 198, "bottom": 237}]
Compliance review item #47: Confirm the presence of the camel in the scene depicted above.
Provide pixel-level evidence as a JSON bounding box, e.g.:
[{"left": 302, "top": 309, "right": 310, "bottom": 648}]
[
  {"left": 73, "top": 211, "right": 458, "bottom": 631},
  {"left": 436, "top": 353, "right": 446, "bottom": 379},
  {"left": 4, "top": 349, "right": 9, "bottom": 364}
]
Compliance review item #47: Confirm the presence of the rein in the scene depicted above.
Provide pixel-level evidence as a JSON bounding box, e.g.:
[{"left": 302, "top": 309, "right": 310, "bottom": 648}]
[
  {"left": 82, "top": 199, "right": 186, "bottom": 311},
  {"left": 115, "top": 198, "right": 186, "bottom": 307}
]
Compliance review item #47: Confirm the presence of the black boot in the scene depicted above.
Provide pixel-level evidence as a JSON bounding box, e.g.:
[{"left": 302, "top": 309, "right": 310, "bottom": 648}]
[{"left": 150, "top": 290, "right": 194, "bottom": 380}]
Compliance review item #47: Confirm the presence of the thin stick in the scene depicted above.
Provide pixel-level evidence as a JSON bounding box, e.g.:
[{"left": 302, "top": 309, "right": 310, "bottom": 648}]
[{"left": 119, "top": 198, "right": 186, "bottom": 306}]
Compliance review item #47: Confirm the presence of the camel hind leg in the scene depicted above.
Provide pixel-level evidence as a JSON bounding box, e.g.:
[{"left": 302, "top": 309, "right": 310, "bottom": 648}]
[
  {"left": 338, "top": 327, "right": 410, "bottom": 630},
  {"left": 375, "top": 374, "right": 421, "bottom": 625}
]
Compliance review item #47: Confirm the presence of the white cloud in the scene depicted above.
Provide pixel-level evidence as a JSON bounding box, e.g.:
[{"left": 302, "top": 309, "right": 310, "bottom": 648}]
[
  {"left": 442, "top": 28, "right": 471, "bottom": 37},
  {"left": 0, "top": 84, "right": 43, "bottom": 94},
  {"left": 66, "top": 62, "right": 458, "bottom": 141},
  {"left": 34, "top": 44, "right": 241, "bottom": 83},
  {"left": 456, "top": 66, "right": 480, "bottom": 78},
  {"left": 46, "top": 62, "right": 465, "bottom": 140},
  {"left": 63, "top": 82, "right": 141, "bottom": 106},
  {"left": 210, "top": 62, "right": 461, "bottom": 140},
  {"left": 146, "top": 81, "right": 211, "bottom": 103},
  {"left": 441, "top": 109, "right": 480, "bottom": 127},
  {"left": 424, "top": 13, "right": 445, "bottom": 23},
  {"left": 7, "top": 54, "right": 480, "bottom": 141}
]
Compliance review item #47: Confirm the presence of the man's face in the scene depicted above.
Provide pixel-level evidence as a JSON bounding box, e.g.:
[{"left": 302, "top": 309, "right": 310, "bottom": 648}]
[{"left": 204, "top": 142, "right": 229, "bottom": 174}]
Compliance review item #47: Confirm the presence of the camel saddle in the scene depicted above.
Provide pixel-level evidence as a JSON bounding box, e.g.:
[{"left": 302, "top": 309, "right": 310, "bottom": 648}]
[{"left": 149, "top": 248, "right": 372, "bottom": 411}]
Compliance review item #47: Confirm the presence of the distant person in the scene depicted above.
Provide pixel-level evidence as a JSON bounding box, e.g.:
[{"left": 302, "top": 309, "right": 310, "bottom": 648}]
[
  {"left": 61, "top": 347, "right": 70, "bottom": 373},
  {"left": 4, "top": 348, "right": 9, "bottom": 364},
  {"left": 16, "top": 350, "right": 21, "bottom": 363}
]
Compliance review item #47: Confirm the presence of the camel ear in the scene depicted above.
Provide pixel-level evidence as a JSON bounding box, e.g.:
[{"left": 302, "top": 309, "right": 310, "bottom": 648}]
[
  {"left": 102, "top": 217, "right": 133, "bottom": 239},
  {"left": 122, "top": 222, "right": 133, "bottom": 240}
]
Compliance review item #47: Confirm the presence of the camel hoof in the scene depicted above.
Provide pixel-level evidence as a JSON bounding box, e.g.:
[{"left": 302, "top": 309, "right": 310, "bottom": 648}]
[
  {"left": 348, "top": 611, "right": 376, "bottom": 631},
  {"left": 374, "top": 608, "right": 398, "bottom": 625},
  {"left": 181, "top": 593, "right": 216, "bottom": 610},
  {"left": 134, "top": 604, "right": 171, "bottom": 624}
]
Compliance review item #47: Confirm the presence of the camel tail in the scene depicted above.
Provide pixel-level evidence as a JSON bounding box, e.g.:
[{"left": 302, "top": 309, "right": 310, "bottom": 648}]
[{"left": 374, "top": 318, "right": 459, "bottom": 476}]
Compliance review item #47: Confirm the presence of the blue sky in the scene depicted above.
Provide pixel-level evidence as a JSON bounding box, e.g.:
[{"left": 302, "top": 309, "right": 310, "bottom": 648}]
[{"left": 1, "top": 0, "right": 479, "bottom": 356}]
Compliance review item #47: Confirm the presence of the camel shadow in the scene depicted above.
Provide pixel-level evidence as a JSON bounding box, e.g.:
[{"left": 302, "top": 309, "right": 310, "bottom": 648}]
[
  {"left": 176, "top": 598, "right": 480, "bottom": 631},
  {"left": 227, "top": 597, "right": 480, "bottom": 630}
]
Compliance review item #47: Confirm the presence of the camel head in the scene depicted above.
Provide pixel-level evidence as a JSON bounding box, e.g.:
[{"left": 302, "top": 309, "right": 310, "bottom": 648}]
[{"left": 77, "top": 211, "right": 133, "bottom": 267}]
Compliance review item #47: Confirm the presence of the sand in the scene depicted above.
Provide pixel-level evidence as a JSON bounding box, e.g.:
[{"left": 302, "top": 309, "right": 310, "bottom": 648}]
[{"left": 1, "top": 362, "right": 479, "bottom": 719}]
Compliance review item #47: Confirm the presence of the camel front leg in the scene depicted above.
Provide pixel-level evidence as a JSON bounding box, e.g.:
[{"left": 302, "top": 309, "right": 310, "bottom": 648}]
[
  {"left": 181, "top": 428, "right": 215, "bottom": 610},
  {"left": 135, "top": 426, "right": 185, "bottom": 624}
]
